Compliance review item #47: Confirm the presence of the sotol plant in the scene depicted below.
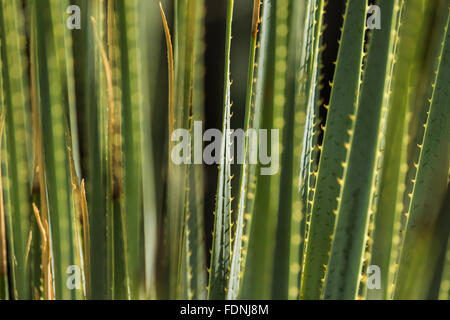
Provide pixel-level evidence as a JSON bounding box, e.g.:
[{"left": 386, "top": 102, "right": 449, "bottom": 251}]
[{"left": 0, "top": 0, "right": 448, "bottom": 300}]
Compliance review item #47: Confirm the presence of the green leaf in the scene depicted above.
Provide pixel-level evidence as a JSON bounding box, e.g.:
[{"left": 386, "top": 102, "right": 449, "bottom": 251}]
[
  {"left": 324, "top": 0, "right": 398, "bottom": 300},
  {"left": 395, "top": 12, "right": 450, "bottom": 299},
  {"left": 288, "top": 0, "right": 324, "bottom": 300},
  {"left": 137, "top": 0, "right": 160, "bottom": 299},
  {"left": 227, "top": 0, "right": 261, "bottom": 300},
  {"left": 208, "top": 0, "right": 234, "bottom": 300},
  {"left": 116, "top": 0, "right": 144, "bottom": 299},
  {"left": 240, "top": 0, "right": 276, "bottom": 300},
  {"left": 0, "top": 0, "right": 33, "bottom": 299},
  {"left": 183, "top": 0, "right": 208, "bottom": 301},
  {"left": 32, "top": 0, "right": 83, "bottom": 299},
  {"left": 73, "top": 0, "right": 109, "bottom": 300},
  {"left": 270, "top": 0, "right": 296, "bottom": 300},
  {"left": 300, "top": 0, "right": 367, "bottom": 300},
  {"left": 0, "top": 103, "right": 8, "bottom": 300},
  {"left": 370, "top": 0, "right": 429, "bottom": 300}
]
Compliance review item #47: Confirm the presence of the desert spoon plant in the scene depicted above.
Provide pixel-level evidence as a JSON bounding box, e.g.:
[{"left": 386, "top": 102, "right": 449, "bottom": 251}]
[
  {"left": 323, "top": 0, "right": 398, "bottom": 299},
  {"left": 0, "top": 0, "right": 448, "bottom": 300}
]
